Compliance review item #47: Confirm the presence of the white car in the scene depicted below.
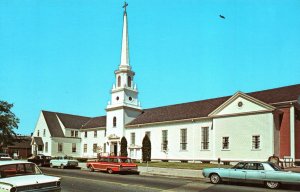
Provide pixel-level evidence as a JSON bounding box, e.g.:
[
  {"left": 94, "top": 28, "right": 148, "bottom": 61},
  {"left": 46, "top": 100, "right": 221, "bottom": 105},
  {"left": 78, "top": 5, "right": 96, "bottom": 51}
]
[
  {"left": 50, "top": 156, "right": 79, "bottom": 169},
  {"left": 0, "top": 160, "right": 61, "bottom": 192}
]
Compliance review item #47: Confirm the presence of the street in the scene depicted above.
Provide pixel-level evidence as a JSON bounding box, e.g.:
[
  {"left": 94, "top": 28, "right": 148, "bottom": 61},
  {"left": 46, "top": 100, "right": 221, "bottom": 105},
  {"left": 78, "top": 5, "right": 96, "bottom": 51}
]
[{"left": 41, "top": 167, "right": 300, "bottom": 192}]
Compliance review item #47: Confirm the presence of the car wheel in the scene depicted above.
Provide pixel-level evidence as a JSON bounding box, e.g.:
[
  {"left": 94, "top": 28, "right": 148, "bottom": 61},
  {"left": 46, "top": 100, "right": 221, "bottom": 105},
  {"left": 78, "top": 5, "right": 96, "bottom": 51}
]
[
  {"left": 107, "top": 168, "right": 113, "bottom": 174},
  {"left": 210, "top": 173, "right": 221, "bottom": 184},
  {"left": 265, "top": 181, "right": 280, "bottom": 189},
  {"left": 89, "top": 166, "right": 94, "bottom": 172},
  {"left": 60, "top": 164, "right": 65, "bottom": 169},
  {"left": 50, "top": 163, "right": 53, "bottom": 168}
]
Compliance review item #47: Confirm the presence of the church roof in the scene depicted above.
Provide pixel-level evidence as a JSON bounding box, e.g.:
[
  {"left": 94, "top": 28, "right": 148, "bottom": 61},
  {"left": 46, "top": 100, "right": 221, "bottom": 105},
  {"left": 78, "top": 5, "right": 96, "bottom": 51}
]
[
  {"left": 42, "top": 110, "right": 106, "bottom": 137},
  {"left": 82, "top": 116, "right": 106, "bottom": 129},
  {"left": 127, "top": 84, "right": 300, "bottom": 126}
]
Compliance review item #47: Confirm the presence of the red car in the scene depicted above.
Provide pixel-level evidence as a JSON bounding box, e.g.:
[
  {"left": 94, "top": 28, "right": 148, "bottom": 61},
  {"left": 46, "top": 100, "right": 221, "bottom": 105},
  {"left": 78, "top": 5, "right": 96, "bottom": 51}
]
[{"left": 86, "top": 156, "right": 138, "bottom": 174}]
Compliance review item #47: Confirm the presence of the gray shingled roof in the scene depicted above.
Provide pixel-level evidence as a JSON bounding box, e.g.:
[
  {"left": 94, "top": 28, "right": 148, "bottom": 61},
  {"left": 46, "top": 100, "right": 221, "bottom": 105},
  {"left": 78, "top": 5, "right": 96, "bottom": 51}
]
[
  {"left": 41, "top": 84, "right": 300, "bottom": 132},
  {"left": 42, "top": 111, "right": 106, "bottom": 137},
  {"left": 127, "top": 84, "right": 300, "bottom": 126}
]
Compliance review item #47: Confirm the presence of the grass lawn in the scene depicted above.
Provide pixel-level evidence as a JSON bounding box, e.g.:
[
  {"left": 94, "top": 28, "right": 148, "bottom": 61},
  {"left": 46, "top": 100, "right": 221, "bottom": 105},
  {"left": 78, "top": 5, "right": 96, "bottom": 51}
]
[{"left": 137, "top": 161, "right": 232, "bottom": 170}]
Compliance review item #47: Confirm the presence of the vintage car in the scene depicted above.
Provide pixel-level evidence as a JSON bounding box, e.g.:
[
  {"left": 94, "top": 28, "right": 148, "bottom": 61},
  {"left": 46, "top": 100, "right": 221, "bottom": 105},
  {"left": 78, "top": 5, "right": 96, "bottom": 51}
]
[
  {"left": 0, "top": 160, "right": 61, "bottom": 192},
  {"left": 28, "top": 154, "right": 52, "bottom": 167},
  {"left": 0, "top": 153, "right": 12, "bottom": 160},
  {"left": 50, "top": 156, "right": 79, "bottom": 169},
  {"left": 86, "top": 156, "right": 138, "bottom": 174},
  {"left": 202, "top": 161, "right": 300, "bottom": 189}
]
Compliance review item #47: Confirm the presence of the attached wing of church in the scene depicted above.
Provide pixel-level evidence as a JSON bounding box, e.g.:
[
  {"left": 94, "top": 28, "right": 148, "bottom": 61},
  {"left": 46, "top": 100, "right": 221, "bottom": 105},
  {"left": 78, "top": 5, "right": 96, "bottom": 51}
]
[{"left": 31, "top": 4, "right": 300, "bottom": 163}]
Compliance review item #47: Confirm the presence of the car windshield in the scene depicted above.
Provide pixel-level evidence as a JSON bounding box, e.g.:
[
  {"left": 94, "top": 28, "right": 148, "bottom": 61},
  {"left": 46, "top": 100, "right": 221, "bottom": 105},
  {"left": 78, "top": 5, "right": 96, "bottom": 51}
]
[
  {"left": 0, "top": 163, "right": 42, "bottom": 178},
  {"left": 268, "top": 162, "right": 282, "bottom": 171},
  {"left": 119, "top": 158, "right": 132, "bottom": 163},
  {"left": 232, "top": 162, "right": 246, "bottom": 169},
  {"left": 64, "top": 156, "right": 73, "bottom": 160}
]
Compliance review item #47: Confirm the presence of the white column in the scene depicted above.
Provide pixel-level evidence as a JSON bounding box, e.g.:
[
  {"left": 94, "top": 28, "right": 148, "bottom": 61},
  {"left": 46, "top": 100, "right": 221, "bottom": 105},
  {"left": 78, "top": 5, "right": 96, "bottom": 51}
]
[{"left": 290, "top": 104, "right": 295, "bottom": 160}]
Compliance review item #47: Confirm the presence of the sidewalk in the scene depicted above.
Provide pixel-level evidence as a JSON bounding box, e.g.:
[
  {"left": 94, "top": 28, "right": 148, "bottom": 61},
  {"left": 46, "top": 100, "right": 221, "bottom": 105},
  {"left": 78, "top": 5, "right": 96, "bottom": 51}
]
[
  {"left": 79, "top": 163, "right": 203, "bottom": 179},
  {"left": 79, "top": 163, "right": 300, "bottom": 179}
]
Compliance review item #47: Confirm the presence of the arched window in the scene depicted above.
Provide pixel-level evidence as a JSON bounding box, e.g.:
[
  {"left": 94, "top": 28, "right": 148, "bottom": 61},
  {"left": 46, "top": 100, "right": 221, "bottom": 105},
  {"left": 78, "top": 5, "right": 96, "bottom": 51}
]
[
  {"left": 117, "top": 76, "right": 121, "bottom": 87},
  {"left": 127, "top": 76, "right": 132, "bottom": 87},
  {"left": 113, "top": 117, "right": 117, "bottom": 127}
]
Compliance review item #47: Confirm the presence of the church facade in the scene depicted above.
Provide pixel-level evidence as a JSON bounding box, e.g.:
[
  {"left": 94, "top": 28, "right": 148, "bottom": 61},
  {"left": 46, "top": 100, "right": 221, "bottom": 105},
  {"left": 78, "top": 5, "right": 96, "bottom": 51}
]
[{"left": 31, "top": 5, "right": 300, "bottom": 164}]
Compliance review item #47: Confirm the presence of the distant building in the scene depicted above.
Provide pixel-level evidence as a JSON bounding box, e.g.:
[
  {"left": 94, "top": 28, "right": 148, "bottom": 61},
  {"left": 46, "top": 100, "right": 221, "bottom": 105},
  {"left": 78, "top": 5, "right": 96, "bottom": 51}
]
[
  {"left": 3, "top": 136, "right": 32, "bottom": 159},
  {"left": 31, "top": 4, "right": 300, "bottom": 164}
]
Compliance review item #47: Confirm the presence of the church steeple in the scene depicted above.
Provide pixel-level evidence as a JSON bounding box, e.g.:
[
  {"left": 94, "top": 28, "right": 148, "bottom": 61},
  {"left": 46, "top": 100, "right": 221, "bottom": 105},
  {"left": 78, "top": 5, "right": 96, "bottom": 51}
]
[{"left": 120, "top": 2, "right": 130, "bottom": 69}]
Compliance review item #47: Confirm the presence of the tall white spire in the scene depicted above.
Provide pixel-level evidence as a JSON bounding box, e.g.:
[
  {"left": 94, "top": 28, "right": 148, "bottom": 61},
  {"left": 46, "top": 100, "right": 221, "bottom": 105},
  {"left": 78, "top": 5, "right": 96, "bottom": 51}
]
[{"left": 120, "top": 2, "right": 130, "bottom": 68}]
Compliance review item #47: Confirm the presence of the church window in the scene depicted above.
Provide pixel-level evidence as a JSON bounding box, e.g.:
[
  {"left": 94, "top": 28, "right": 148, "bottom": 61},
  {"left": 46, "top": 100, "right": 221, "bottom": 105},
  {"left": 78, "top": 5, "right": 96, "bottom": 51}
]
[
  {"left": 38, "top": 145, "right": 43, "bottom": 151},
  {"left": 145, "top": 131, "right": 151, "bottom": 140},
  {"left": 75, "top": 131, "right": 78, "bottom": 137},
  {"left": 113, "top": 117, "right": 117, "bottom": 127},
  {"left": 118, "top": 76, "right": 121, "bottom": 87},
  {"left": 93, "top": 144, "right": 97, "bottom": 153},
  {"left": 129, "top": 97, "right": 132, "bottom": 101},
  {"left": 222, "top": 137, "right": 229, "bottom": 150},
  {"left": 45, "top": 142, "right": 48, "bottom": 153},
  {"left": 37, "top": 130, "right": 40, "bottom": 137},
  {"left": 43, "top": 129, "right": 46, "bottom": 137},
  {"left": 131, "top": 132, "right": 135, "bottom": 145},
  {"left": 127, "top": 76, "right": 132, "bottom": 87},
  {"left": 72, "top": 143, "right": 76, "bottom": 153},
  {"left": 84, "top": 131, "right": 87, "bottom": 138},
  {"left": 94, "top": 131, "right": 97, "bottom": 138},
  {"left": 83, "top": 144, "right": 87, "bottom": 153},
  {"left": 161, "top": 130, "right": 168, "bottom": 151},
  {"left": 58, "top": 143, "right": 63, "bottom": 152},
  {"left": 116, "top": 96, "right": 119, "bottom": 101},
  {"left": 71, "top": 130, "right": 74, "bottom": 137},
  {"left": 180, "top": 129, "right": 187, "bottom": 150},
  {"left": 103, "top": 143, "right": 107, "bottom": 153},
  {"left": 201, "top": 127, "right": 209, "bottom": 150},
  {"left": 252, "top": 135, "right": 260, "bottom": 149}
]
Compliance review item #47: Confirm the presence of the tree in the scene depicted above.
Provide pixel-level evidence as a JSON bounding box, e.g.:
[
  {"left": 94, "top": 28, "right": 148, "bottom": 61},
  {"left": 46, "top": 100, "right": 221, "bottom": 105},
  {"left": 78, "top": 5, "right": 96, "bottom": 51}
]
[
  {"left": 142, "top": 134, "right": 151, "bottom": 162},
  {"left": 0, "top": 101, "right": 19, "bottom": 151},
  {"left": 120, "top": 136, "right": 128, "bottom": 157}
]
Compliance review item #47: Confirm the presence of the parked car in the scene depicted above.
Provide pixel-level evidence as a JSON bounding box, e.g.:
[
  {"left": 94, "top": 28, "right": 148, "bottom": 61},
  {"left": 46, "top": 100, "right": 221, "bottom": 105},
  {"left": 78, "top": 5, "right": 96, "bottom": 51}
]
[
  {"left": 86, "top": 156, "right": 138, "bottom": 174},
  {"left": 28, "top": 154, "right": 51, "bottom": 167},
  {"left": 0, "top": 153, "right": 12, "bottom": 160},
  {"left": 0, "top": 160, "right": 61, "bottom": 191},
  {"left": 50, "top": 156, "right": 79, "bottom": 169},
  {"left": 202, "top": 161, "right": 300, "bottom": 189}
]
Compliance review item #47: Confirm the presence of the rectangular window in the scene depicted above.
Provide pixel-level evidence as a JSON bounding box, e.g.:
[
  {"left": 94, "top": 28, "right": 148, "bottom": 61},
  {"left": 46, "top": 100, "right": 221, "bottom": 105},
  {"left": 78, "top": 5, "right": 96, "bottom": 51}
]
[
  {"left": 162, "top": 130, "right": 168, "bottom": 151},
  {"left": 45, "top": 142, "right": 48, "bottom": 153},
  {"left": 145, "top": 131, "right": 151, "bottom": 140},
  {"left": 131, "top": 132, "right": 135, "bottom": 145},
  {"left": 72, "top": 143, "right": 76, "bottom": 153},
  {"left": 84, "top": 131, "right": 87, "bottom": 138},
  {"left": 93, "top": 144, "right": 97, "bottom": 153},
  {"left": 201, "top": 127, "right": 209, "bottom": 150},
  {"left": 58, "top": 143, "right": 63, "bottom": 152},
  {"left": 222, "top": 137, "right": 229, "bottom": 150},
  {"left": 43, "top": 129, "right": 46, "bottom": 137},
  {"left": 103, "top": 143, "right": 106, "bottom": 153},
  {"left": 83, "top": 144, "right": 87, "bottom": 153},
  {"left": 252, "top": 135, "right": 260, "bottom": 149},
  {"left": 38, "top": 145, "right": 43, "bottom": 151},
  {"left": 71, "top": 130, "right": 74, "bottom": 137},
  {"left": 75, "top": 131, "right": 78, "bottom": 137},
  {"left": 94, "top": 131, "right": 97, "bottom": 138},
  {"left": 180, "top": 129, "right": 187, "bottom": 150}
]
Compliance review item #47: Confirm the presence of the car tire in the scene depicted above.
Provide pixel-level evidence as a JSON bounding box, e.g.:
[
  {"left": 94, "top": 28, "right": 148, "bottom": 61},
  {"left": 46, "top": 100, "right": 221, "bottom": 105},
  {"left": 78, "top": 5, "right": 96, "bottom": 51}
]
[
  {"left": 89, "top": 166, "right": 94, "bottom": 172},
  {"left": 265, "top": 181, "right": 280, "bottom": 189},
  {"left": 50, "top": 163, "right": 53, "bottom": 168},
  {"left": 107, "top": 168, "right": 113, "bottom": 174},
  {"left": 60, "top": 164, "right": 65, "bottom": 169},
  {"left": 210, "top": 173, "right": 221, "bottom": 184}
]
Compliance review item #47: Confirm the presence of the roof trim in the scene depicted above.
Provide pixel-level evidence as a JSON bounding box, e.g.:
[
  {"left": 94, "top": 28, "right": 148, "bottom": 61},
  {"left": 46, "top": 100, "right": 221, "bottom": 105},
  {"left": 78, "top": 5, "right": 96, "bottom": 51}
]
[{"left": 208, "top": 91, "right": 276, "bottom": 117}]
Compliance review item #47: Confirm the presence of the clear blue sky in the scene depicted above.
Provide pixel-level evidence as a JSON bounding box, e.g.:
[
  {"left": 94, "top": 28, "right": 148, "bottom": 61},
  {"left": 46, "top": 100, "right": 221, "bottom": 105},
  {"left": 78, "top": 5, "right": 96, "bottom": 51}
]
[{"left": 1, "top": 0, "right": 300, "bottom": 135}]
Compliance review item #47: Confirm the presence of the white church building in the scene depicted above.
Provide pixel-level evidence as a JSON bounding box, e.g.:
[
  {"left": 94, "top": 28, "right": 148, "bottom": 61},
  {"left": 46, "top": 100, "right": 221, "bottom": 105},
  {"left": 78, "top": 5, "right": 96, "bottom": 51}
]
[{"left": 32, "top": 4, "right": 300, "bottom": 164}]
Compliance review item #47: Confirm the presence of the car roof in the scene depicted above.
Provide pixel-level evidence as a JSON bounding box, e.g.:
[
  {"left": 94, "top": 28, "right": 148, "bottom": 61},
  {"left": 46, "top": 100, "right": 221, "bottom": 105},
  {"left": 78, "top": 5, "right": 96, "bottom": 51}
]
[{"left": 0, "top": 160, "right": 32, "bottom": 166}]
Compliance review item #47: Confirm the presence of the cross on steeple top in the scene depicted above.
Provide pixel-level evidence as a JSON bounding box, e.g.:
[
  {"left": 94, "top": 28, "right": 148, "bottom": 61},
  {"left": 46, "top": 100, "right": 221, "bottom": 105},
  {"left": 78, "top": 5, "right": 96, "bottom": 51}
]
[{"left": 123, "top": 2, "right": 128, "bottom": 13}]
